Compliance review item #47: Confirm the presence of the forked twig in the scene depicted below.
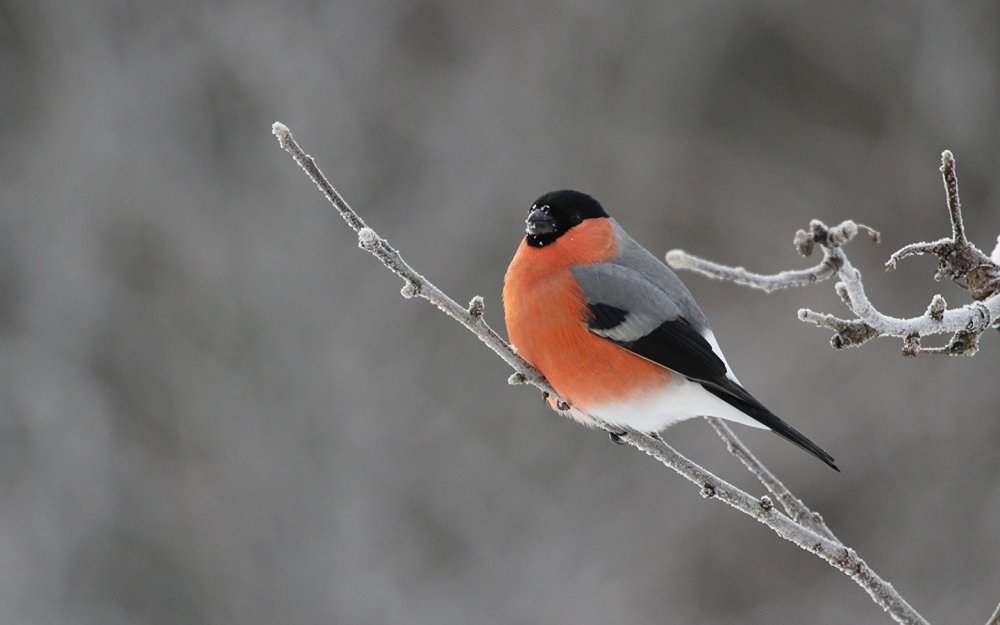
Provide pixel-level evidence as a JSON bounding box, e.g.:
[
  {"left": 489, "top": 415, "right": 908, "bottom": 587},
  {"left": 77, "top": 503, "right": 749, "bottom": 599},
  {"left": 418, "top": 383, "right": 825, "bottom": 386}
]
[{"left": 706, "top": 417, "right": 836, "bottom": 541}]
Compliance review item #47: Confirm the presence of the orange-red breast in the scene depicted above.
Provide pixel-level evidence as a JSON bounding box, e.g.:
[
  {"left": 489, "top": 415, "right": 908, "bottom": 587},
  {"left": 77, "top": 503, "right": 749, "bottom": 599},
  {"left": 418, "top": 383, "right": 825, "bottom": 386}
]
[{"left": 503, "top": 190, "right": 838, "bottom": 470}]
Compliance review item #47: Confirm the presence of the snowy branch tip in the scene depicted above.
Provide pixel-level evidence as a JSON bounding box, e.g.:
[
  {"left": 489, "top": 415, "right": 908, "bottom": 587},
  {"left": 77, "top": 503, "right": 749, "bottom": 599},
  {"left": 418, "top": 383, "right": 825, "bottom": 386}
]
[{"left": 272, "top": 121, "right": 293, "bottom": 150}]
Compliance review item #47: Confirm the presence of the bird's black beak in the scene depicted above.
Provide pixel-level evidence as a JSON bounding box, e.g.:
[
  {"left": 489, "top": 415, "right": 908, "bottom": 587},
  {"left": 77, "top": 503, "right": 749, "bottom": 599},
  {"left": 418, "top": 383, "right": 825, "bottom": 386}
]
[{"left": 525, "top": 208, "right": 556, "bottom": 236}]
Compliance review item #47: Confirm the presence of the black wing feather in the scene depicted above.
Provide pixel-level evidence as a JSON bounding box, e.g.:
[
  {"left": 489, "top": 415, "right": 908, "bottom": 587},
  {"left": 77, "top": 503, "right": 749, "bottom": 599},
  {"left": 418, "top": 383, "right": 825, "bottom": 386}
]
[
  {"left": 585, "top": 305, "right": 838, "bottom": 471},
  {"left": 587, "top": 303, "right": 629, "bottom": 330}
]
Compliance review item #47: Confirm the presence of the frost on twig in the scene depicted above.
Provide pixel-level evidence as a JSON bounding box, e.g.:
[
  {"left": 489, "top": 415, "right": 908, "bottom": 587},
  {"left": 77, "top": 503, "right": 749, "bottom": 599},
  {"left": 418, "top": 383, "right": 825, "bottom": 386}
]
[
  {"left": 986, "top": 600, "right": 1000, "bottom": 625},
  {"left": 664, "top": 219, "right": 877, "bottom": 294},
  {"left": 706, "top": 417, "right": 836, "bottom": 541},
  {"left": 667, "top": 151, "right": 1000, "bottom": 357},
  {"left": 272, "top": 122, "right": 929, "bottom": 625}
]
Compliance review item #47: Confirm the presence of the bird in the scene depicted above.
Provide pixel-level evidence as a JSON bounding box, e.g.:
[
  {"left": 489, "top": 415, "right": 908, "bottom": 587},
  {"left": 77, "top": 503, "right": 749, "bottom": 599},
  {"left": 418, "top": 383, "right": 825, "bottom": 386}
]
[{"left": 502, "top": 189, "right": 838, "bottom": 471}]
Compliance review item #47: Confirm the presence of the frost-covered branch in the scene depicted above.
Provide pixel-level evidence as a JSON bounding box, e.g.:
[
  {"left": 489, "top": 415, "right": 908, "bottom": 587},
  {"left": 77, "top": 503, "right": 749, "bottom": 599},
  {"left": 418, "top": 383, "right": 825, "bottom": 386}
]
[
  {"left": 667, "top": 221, "right": 877, "bottom": 294},
  {"left": 272, "top": 121, "right": 928, "bottom": 625},
  {"left": 667, "top": 151, "right": 1000, "bottom": 356},
  {"left": 615, "top": 423, "right": 926, "bottom": 625},
  {"left": 705, "top": 417, "right": 836, "bottom": 541},
  {"left": 987, "top": 601, "right": 1000, "bottom": 625}
]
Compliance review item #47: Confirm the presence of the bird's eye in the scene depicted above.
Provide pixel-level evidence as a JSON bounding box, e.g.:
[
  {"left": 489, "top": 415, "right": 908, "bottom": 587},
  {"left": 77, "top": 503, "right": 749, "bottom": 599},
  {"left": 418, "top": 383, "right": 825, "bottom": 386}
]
[{"left": 569, "top": 213, "right": 583, "bottom": 225}]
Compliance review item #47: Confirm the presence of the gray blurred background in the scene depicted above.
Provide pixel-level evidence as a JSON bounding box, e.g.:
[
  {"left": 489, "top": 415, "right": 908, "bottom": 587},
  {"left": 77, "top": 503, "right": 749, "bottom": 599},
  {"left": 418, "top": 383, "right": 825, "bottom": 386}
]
[{"left": 2, "top": 1, "right": 999, "bottom": 624}]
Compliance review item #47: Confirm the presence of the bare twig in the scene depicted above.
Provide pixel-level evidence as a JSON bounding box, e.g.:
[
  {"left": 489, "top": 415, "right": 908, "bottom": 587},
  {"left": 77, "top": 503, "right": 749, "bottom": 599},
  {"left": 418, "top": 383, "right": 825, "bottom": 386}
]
[
  {"left": 666, "top": 219, "right": 873, "bottom": 291},
  {"left": 272, "top": 123, "right": 541, "bottom": 387},
  {"left": 705, "top": 417, "right": 836, "bottom": 541},
  {"left": 614, "top": 425, "right": 927, "bottom": 625},
  {"left": 668, "top": 152, "right": 1000, "bottom": 356},
  {"left": 272, "top": 121, "right": 929, "bottom": 625},
  {"left": 942, "top": 150, "right": 965, "bottom": 244},
  {"left": 985, "top": 600, "right": 1000, "bottom": 625},
  {"left": 664, "top": 247, "right": 841, "bottom": 293}
]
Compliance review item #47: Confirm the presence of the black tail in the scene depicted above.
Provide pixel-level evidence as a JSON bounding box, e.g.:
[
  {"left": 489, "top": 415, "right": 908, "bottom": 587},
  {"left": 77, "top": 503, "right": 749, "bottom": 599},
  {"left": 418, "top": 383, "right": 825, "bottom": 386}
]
[{"left": 703, "top": 382, "right": 839, "bottom": 472}]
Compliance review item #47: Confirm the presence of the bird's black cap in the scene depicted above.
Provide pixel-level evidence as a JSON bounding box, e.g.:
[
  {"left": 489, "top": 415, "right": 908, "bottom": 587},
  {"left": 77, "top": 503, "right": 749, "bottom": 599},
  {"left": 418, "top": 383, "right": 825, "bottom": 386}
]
[{"left": 525, "top": 190, "right": 609, "bottom": 247}]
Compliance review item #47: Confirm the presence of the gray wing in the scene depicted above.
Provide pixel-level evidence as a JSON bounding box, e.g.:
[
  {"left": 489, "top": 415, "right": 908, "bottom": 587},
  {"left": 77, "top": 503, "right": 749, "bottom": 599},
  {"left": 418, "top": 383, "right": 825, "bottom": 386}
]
[
  {"left": 569, "top": 261, "right": 730, "bottom": 383},
  {"left": 606, "top": 219, "right": 710, "bottom": 329},
  {"left": 569, "top": 262, "right": 682, "bottom": 340}
]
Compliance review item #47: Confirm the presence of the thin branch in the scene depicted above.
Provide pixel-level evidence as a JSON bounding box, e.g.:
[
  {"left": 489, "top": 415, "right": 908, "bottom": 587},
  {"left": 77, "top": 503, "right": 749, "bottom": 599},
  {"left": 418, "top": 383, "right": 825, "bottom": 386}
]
[
  {"left": 667, "top": 219, "right": 874, "bottom": 292},
  {"left": 667, "top": 153, "right": 1000, "bottom": 356},
  {"left": 664, "top": 248, "right": 840, "bottom": 293},
  {"left": 272, "top": 123, "right": 541, "bottom": 387},
  {"left": 986, "top": 600, "right": 1000, "bottom": 625},
  {"left": 884, "top": 238, "right": 953, "bottom": 270},
  {"left": 614, "top": 426, "right": 928, "bottom": 625},
  {"left": 665, "top": 220, "right": 889, "bottom": 351},
  {"left": 706, "top": 417, "right": 837, "bottom": 541},
  {"left": 941, "top": 150, "right": 965, "bottom": 244},
  {"left": 272, "top": 121, "right": 929, "bottom": 625}
]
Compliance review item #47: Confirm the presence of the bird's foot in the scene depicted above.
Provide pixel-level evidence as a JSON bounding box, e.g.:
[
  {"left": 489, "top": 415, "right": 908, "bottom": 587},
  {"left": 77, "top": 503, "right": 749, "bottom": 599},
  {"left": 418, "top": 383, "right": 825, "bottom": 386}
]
[
  {"left": 543, "top": 392, "right": 571, "bottom": 411},
  {"left": 608, "top": 430, "right": 629, "bottom": 445}
]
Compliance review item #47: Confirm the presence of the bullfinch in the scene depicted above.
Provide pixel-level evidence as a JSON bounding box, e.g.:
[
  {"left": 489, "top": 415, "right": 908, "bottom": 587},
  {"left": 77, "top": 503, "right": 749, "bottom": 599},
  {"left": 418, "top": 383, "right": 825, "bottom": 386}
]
[{"left": 503, "top": 190, "right": 838, "bottom": 471}]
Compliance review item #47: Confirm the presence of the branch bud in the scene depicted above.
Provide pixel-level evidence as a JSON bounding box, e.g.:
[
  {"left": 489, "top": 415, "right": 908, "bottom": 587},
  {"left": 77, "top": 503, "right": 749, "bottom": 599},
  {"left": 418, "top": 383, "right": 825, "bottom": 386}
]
[
  {"left": 358, "top": 227, "right": 379, "bottom": 250},
  {"left": 827, "top": 220, "right": 858, "bottom": 247},
  {"left": 794, "top": 229, "right": 815, "bottom": 257},
  {"left": 271, "top": 121, "right": 292, "bottom": 149},
  {"left": 664, "top": 250, "right": 693, "bottom": 269},
  {"left": 468, "top": 295, "right": 485, "bottom": 319},
  {"left": 948, "top": 330, "right": 980, "bottom": 356},
  {"left": 857, "top": 223, "right": 881, "bottom": 243},
  {"left": 400, "top": 281, "right": 418, "bottom": 298},
  {"left": 926, "top": 294, "right": 946, "bottom": 321},
  {"left": 835, "top": 282, "right": 851, "bottom": 305}
]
